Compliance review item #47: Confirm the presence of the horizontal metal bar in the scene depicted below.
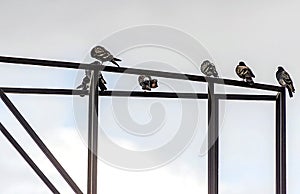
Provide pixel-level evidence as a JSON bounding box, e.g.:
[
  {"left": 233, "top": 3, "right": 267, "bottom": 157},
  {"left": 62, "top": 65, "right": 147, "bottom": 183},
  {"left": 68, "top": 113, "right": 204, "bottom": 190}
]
[
  {"left": 0, "top": 56, "right": 90, "bottom": 69},
  {"left": 216, "top": 94, "right": 277, "bottom": 101},
  {"left": 0, "top": 87, "right": 208, "bottom": 99},
  {"left": 0, "top": 87, "right": 76, "bottom": 95},
  {"left": 100, "top": 66, "right": 282, "bottom": 92},
  {"left": 102, "top": 91, "right": 208, "bottom": 99},
  {"left": 0, "top": 56, "right": 282, "bottom": 92},
  {"left": 0, "top": 123, "right": 60, "bottom": 194},
  {"left": 0, "top": 87, "right": 278, "bottom": 101},
  {"left": 0, "top": 89, "right": 83, "bottom": 194}
]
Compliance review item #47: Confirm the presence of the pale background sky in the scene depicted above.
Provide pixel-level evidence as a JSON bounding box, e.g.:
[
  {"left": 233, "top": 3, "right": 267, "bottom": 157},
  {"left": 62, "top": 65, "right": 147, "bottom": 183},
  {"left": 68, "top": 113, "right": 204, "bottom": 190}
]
[{"left": 0, "top": 1, "right": 300, "bottom": 194}]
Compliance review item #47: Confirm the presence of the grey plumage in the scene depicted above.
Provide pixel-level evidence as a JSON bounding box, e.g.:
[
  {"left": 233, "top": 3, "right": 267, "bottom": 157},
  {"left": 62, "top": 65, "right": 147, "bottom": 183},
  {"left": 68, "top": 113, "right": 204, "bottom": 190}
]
[
  {"left": 138, "top": 75, "right": 158, "bottom": 91},
  {"left": 276, "top": 66, "right": 295, "bottom": 98},
  {"left": 76, "top": 76, "right": 90, "bottom": 97},
  {"left": 200, "top": 60, "right": 219, "bottom": 77},
  {"left": 90, "top": 45, "right": 121, "bottom": 67},
  {"left": 235, "top": 61, "right": 255, "bottom": 85}
]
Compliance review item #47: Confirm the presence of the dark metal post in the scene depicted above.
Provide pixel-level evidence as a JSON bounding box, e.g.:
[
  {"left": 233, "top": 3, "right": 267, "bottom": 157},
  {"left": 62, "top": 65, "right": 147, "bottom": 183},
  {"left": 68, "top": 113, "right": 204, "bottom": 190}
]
[
  {"left": 87, "top": 68, "right": 99, "bottom": 194},
  {"left": 0, "top": 123, "right": 60, "bottom": 194},
  {"left": 275, "top": 89, "right": 286, "bottom": 194},
  {"left": 0, "top": 89, "right": 83, "bottom": 194},
  {"left": 208, "top": 82, "right": 218, "bottom": 194},
  {"left": 281, "top": 89, "right": 287, "bottom": 194},
  {"left": 276, "top": 93, "right": 280, "bottom": 194}
]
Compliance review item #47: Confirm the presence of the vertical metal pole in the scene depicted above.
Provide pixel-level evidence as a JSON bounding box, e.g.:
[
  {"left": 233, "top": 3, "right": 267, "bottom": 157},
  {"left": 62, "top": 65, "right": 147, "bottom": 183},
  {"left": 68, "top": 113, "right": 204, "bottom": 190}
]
[
  {"left": 280, "top": 89, "right": 287, "bottom": 194},
  {"left": 87, "top": 68, "right": 99, "bottom": 194},
  {"left": 208, "top": 82, "right": 218, "bottom": 194},
  {"left": 0, "top": 123, "right": 60, "bottom": 194},
  {"left": 275, "top": 89, "right": 286, "bottom": 194},
  {"left": 276, "top": 93, "right": 281, "bottom": 194}
]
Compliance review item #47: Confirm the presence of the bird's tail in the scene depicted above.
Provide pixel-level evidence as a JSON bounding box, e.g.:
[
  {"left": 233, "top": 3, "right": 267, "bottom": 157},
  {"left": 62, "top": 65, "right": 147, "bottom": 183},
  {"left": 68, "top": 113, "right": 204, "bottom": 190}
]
[
  {"left": 245, "top": 77, "right": 254, "bottom": 85},
  {"left": 111, "top": 60, "right": 120, "bottom": 67},
  {"left": 99, "top": 82, "right": 107, "bottom": 92},
  {"left": 76, "top": 84, "right": 84, "bottom": 89},
  {"left": 287, "top": 85, "right": 294, "bottom": 98},
  {"left": 113, "top": 58, "right": 122, "bottom": 62},
  {"left": 213, "top": 71, "right": 219, "bottom": 78},
  {"left": 290, "top": 84, "right": 295, "bottom": 93}
]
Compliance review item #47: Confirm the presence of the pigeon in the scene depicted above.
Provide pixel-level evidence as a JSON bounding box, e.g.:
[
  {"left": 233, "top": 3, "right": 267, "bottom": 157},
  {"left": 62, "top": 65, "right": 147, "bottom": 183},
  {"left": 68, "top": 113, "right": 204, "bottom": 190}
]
[
  {"left": 138, "top": 75, "right": 158, "bottom": 91},
  {"left": 90, "top": 46, "right": 121, "bottom": 67},
  {"left": 276, "top": 66, "right": 295, "bottom": 98},
  {"left": 76, "top": 69, "right": 107, "bottom": 97},
  {"left": 76, "top": 75, "right": 90, "bottom": 90},
  {"left": 235, "top": 61, "right": 255, "bottom": 85},
  {"left": 76, "top": 75, "right": 90, "bottom": 97},
  {"left": 200, "top": 60, "right": 219, "bottom": 77}
]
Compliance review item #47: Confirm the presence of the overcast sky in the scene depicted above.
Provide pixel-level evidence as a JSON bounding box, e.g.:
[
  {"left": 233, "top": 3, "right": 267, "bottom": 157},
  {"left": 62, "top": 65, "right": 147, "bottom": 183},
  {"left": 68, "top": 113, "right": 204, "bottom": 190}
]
[{"left": 0, "top": 1, "right": 300, "bottom": 194}]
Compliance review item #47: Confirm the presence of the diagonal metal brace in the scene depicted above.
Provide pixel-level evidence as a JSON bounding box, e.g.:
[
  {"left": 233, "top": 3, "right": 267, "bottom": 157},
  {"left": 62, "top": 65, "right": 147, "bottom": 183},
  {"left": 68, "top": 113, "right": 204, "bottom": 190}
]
[
  {"left": 0, "top": 89, "right": 83, "bottom": 194},
  {"left": 0, "top": 122, "right": 60, "bottom": 194}
]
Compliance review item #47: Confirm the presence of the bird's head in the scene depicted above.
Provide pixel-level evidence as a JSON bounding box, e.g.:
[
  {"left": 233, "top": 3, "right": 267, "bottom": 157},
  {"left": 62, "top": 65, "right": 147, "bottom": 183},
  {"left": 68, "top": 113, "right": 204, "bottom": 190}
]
[
  {"left": 238, "top": 61, "right": 246, "bottom": 66},
  {"left": 203, "top": 60, "right": 211, "bottom": 64},
  {"left": 151, "top": 79, "right": 158, "bottom": 88},
  {"left": 200, "top": 60, "right": 211, "bottom": 67},
  {"left": 91, "top": 46, "right": 102, "bottom": 58},
  {"left": 278, "top": 66, "right": 284, "bottom": 71}
]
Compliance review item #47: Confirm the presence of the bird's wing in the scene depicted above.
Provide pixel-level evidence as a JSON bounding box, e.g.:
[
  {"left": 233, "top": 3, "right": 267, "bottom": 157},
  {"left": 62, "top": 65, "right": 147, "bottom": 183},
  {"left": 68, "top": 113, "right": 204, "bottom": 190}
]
[
  {"left": 238, "top": 66, "right": 248, "bottom": 76},
  {"left": 202, "top": 62, "right": 218, "bottom": 77},
  {"left": 239, "top": 66, "right": 255, "bottom": 78},
  {"left": 138, "top": 75, "right": 146, "bottom": 85},
  {"left": 235, "top": 66, "right": 240, "bottom": 74},
  {"left": 282, "top": 71, "right": 292, "bottom": 84},
  {"left": 212, "top": 66, "right": 219, "bottom": 77},
  {"left": 278, "top": 79, "right": 286, "bottom": 86},
  {"left": 248, "top": 68, "right": 255, "bottom": 78},
  {"left": 98, "top": 72, "right": 107, "bottom": 84},
  {"left": 92, "top": 47, "right": 114, "bottom": 61},
  {"left": 235, "top": 66, "right": 243, "bottom": 78},
  {"left": 101, "top": 78, "right": 107, "bottom": 84},
  {"left": 200, "top": 62, "right": 209, "bottom": 74}
]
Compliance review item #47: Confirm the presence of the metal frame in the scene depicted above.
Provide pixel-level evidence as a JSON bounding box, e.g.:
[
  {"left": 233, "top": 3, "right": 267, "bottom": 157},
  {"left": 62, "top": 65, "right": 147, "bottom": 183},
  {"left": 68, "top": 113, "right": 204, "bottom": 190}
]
[
  {"left": 213, "top": 87, "right": 286, "bottom": 194},
  {"left": 0, "top": 56, "right": 286, "bottom": 194}
]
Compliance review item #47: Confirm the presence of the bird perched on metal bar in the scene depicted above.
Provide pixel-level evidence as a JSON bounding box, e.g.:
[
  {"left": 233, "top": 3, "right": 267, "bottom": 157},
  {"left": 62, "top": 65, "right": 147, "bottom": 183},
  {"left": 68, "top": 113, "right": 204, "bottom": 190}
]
[
  {"left": 76, "top": 62, "right": 107, "bottom": 97},
  {"left": 90, "top": 45, "right": 121, "bottom": 67},
  {"left": 276, "top": 66, "right": 295, "bottom": 98},
  {"left": 200, "top": 60, "right": 219, "bottom": 77},
  {"left": 235, "top": 61, "right": 255, "bottom": 85},
  {"left": 76, "top": 75, "right": 90, "bottom": 97},
  {"left": 138, "top": 75, "right": 158, "bottom": 91}
]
